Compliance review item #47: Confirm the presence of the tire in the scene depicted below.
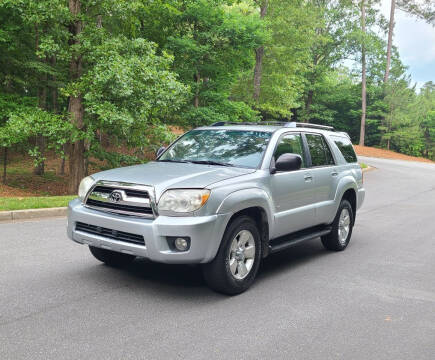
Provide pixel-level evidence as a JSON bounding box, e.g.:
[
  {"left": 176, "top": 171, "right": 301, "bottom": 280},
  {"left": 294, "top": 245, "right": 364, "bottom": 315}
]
[
  {"left": 89, "top": 246, "right": 136, "bottom": 267},
  {"left": 202, "top": 216, "right": 262, "bottom": 295},
  {"left": 321, "top": 199, "right": 354, "bottom": 251}
]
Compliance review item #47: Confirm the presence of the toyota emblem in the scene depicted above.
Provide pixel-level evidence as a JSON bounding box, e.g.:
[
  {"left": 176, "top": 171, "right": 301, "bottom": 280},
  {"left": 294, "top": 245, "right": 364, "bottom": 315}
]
[{"left": 109, "top": 191, "right": 123, "bottom": 203}]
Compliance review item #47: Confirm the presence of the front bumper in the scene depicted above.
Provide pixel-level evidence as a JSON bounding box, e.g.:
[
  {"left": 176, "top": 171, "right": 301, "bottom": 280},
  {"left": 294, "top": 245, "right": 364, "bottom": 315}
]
[{"left": 67, "top": 199, "right": 230, "bottom": 264}]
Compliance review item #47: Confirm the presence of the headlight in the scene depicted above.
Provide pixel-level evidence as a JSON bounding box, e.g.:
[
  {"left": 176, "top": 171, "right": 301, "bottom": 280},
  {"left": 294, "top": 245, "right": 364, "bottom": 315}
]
[
  {"left": 158, "top": 189, "right": 210, "bottom": 213},
  {"left": 78, "top": 176, "right": 95, "bottom": 201}
]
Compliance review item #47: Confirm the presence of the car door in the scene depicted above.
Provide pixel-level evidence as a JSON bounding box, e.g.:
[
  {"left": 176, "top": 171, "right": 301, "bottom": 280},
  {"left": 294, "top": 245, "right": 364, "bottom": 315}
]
[
  {"left": 303, "top": 132, "right": 339, "bottom": 225},
  {"left": 269, "top": 132, "right": 316, "bottom": 238}
]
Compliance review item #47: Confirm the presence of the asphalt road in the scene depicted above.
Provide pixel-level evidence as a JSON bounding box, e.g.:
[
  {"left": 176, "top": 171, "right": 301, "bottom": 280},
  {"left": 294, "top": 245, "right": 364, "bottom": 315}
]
[{"left": 1, "top": 157, "right": 435, "bottom": 359}]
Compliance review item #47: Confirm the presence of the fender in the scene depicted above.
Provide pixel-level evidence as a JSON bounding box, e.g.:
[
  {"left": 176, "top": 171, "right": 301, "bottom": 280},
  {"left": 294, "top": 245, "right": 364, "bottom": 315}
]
[
  {"left": 335, "top": 176, "right": 358, "bottom": 199},
  {"left": 216, "top": 188, "right": 274, "bottom": 237},
  {"left": 330, "top": 175, "right": 358, "bottom": 221}
]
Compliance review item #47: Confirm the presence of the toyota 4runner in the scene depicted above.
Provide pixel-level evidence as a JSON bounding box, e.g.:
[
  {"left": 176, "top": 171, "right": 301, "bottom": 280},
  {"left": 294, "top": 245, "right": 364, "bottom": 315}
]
[{"left": 67, "top": 122, "right": 365, "bottom": 294}]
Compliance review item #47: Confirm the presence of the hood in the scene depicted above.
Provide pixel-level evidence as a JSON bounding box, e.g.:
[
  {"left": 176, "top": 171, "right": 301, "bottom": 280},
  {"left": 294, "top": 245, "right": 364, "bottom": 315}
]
[{"left": 92, "top": 161, "right": 255, "bottom": 197}]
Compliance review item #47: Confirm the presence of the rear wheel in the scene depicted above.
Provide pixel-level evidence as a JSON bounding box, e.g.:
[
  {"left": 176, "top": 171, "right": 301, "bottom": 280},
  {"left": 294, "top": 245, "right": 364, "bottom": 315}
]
[
  {"left": 202, "top": 216, "right": 262, "bottom": 295},
  {"left": 321, "top": 199, "right": 354, "bottom": 251},
  {"left": 89, "top": 246, "right": 136, "bottom": 267}
]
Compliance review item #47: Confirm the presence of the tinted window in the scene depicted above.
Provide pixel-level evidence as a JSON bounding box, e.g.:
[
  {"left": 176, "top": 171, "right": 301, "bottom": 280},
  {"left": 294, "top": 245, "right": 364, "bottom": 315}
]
[
  {"left": 274, "top": 133, "right": 306, "bottom": 168},
  {"left": 331, "top": 136, "right": 357, "bottom": 163},
  {"left": 159, "top": 129, "right": 271, "bottom": 169},
  {"left": 305, "top": 133, "right": 335, "bottom": 167}
]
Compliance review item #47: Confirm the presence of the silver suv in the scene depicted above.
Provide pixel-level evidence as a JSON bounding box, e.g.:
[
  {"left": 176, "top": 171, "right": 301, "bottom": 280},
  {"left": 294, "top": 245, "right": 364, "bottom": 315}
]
[{"left": 67, "top": 122, "right": 365, "bottom": 294}]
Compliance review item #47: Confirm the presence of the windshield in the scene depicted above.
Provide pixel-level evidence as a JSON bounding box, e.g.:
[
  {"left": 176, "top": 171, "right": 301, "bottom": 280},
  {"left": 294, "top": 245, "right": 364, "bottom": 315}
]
[{"left": 158, "top": 129, "right": 272, "bottom": 168}]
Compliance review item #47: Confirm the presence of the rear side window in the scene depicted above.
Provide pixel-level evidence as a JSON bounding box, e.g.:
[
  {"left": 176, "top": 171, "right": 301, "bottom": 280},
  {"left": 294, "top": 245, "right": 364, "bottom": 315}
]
[
  {"left": 331, "top": 136, "right": 357, "bottom": 163},
  {"left": 274, "top": 133, "right": 306, "bottom": 168},
  {"left": 305, "top": 133, "right": 335, "bottom": 167}
]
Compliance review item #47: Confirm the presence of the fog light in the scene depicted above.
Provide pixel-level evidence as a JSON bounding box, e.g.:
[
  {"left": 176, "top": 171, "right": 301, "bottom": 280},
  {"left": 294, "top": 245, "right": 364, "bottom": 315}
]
[
  {"left": 175, "top": 237, "right": 189, "bottom": 251},
  {"left": 167, "top": 236, "right": 191, "bottom": 252}
]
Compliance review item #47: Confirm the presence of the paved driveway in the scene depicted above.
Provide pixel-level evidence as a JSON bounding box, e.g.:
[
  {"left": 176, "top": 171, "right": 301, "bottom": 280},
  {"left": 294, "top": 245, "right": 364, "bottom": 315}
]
[{"left": 1, "top": 157, "right": 434, "bottom": 359}]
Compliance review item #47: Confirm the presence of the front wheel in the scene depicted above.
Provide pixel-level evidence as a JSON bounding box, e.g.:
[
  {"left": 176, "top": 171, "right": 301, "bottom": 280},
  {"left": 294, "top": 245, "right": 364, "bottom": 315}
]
[
  {"left": 321, "top": 199, "right": 354, "bottom": 251},
  {"left": 202, "top": 216, "right": 262, "bottom": 295},
  {"left": 89, "top": 246, "right": 136, "bottom": 267}
]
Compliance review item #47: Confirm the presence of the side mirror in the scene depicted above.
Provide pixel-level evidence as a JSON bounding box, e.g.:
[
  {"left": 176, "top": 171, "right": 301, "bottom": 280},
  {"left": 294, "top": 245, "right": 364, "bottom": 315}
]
[
  {"left": 272, "top": 153, "right": 302, "bottom": 173},
  {"left": 156, "top": 146, "right": 166, "bottom": 158}
]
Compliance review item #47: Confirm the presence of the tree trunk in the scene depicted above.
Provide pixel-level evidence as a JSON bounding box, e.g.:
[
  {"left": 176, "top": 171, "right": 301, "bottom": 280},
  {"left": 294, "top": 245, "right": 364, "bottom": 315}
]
[
  {"left": 34, "top": 77, "right": 47, "bottom": 176},
  {"left": 67, "top": 0, "right": 85, "bottom": 194},
  {"left": 253, "top": 1, "right": 268, "bottom": 101},
  {"left": 34, "top": 26, "right": 46, "bottom": 176},
  {"left": 34, "top": 75, "right": 47, "bottom": 175},
  {"left": 359, "top": 0, "right": 367, "bottom": 147},
  {"left": 68, "top": 96, "right": 85, "bottom": 193},
  {"left": 384, "top": 0, "right": 395, "bottom": 84},
  {"left": 50, "top": 55, "right": 66, "bottom": 176},
  {"left": 2, "top": 147, "right": 7, "bottom": 184},
  {"left": 51, "top": 56, "right": 58, "bottom": 114},
  {"left": 60, "top": 151, "right": 66, "bottom": 176},
  {"left": 304, "top": 89, "right": 314, "bottom": 123},
  {"left": 194, "top": 72, "right": 200, "bottom": 108},
  {"left": 97, "top": 15, "right": 102, "bottom": 28},
  {"left": 33, "top": 136, "right": 46, "bottom": 175},
  {"left": 253, "top": 46, "right": 264, "bottom": 101}
]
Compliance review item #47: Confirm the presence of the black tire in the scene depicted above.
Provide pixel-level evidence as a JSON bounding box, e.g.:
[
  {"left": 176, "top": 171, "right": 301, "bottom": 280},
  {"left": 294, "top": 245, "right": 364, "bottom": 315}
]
[
  {"left": 202, "top": 216, "right": 262, "bottom": 295},
  {"left": 89, "top": 246, "right": 136, "bottom": 267},
  {"left": 321, "top": 199, "right": 354, "bottom": 251}
]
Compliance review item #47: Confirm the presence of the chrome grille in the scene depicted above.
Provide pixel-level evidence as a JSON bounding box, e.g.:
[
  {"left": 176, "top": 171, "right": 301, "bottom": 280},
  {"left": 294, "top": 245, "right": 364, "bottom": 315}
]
[
  {"left": 75, "top": 222, "right": 145, "bottom": 245},
  {"left": 84, "top": 181, "right": 155, "bottom": 218},
  {"left": 92, "top": 186, "right": 149, "bottom": 199}
]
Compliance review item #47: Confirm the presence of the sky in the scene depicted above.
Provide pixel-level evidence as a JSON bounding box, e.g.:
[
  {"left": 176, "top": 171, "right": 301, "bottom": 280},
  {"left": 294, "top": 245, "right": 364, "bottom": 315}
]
[{"left": 379, "top": 0, "right": 435, "bottom": 89}]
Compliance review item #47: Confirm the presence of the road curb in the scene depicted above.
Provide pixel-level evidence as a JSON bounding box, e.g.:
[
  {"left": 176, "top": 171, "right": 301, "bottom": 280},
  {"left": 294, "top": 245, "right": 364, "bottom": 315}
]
[
  {"left": 0, "top": 207, "right": 67, "bottom": 222},
  {"left": 362, "top": 166, "right": 376, "bottom": 173}
]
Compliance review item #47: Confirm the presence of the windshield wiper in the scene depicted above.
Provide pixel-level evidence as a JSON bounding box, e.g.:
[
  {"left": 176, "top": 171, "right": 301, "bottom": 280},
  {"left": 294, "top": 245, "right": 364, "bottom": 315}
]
[
  {"left": 157, "top": 159, "right": 190, "bottom": 163},
  {"left": 189, "top": 160, "right": 235, "bottom": 167},
  {"left": 159, "top": 159, "right": 235, "bottom": 167}
]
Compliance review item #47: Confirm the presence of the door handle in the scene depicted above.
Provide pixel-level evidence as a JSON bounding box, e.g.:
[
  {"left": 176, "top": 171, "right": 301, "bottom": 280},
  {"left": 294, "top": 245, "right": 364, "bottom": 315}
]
[
  {"left": 304, "top": 174, "right": 313, "bottom": 182},
  {"left": 331, "top": 172, "right": 338, "bottom": 177}
]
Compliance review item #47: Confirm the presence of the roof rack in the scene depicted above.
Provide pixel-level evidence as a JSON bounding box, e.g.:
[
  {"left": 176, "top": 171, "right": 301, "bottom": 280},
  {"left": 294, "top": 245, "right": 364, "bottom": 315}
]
[
  {"left": 284, "top": 122, "right": 334, "bottom": 131},
  {"left": 210, "top": 121, "right": 289, "bottom": 127},
  {"left": 210, "top": 121, "right": 334, "bottom": 131}
]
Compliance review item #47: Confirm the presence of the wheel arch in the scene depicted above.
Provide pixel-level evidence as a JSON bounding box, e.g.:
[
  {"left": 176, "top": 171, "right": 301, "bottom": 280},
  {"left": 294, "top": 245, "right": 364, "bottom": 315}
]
[
  {"left": 217, "top": 189, "right": 273, "bottom": 258},
  {"left": 332, "top": 176, "right": 358, "bottom": 224},
  {"left": 226, "top": 206, "right": 270, "bottom": 258},
  {"left": 341, "top": 188, "right": 357, "bottom": 224}
]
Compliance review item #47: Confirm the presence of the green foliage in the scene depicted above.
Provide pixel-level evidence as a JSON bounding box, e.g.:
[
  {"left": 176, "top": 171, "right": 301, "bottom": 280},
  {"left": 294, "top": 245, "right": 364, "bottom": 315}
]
[
  {"left": 0, "top": 0, "right": 434, "bottom": 179},
  {"left": 77, "top": 37, "right": 188, "bottom": 149},
  {"left": 0, "top": 99, "right": 73, "bottom": 166},
  {"left": 0, "top": 195, "right": 76, "bottom": 211},
  {"left": 232, "top": 0, "right": 317, "bottom": 118},
  {"left": 161, "top": 0, "right": 265, "bottom": 125}
]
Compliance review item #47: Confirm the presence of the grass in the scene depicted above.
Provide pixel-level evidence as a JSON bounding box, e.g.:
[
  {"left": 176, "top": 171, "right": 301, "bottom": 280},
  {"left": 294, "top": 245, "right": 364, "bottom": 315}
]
[
  {"left": 359, "top": 162, "right": 368, "bottom": 169},
  {"left": 0, "top": 195, "right": 76, "bottom": 211}
]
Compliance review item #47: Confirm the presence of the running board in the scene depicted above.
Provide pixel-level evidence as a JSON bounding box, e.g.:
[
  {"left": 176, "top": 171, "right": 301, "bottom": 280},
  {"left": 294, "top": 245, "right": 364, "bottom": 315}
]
[{"left": 269, "top": 226, "right": 331, "bottom": 254}]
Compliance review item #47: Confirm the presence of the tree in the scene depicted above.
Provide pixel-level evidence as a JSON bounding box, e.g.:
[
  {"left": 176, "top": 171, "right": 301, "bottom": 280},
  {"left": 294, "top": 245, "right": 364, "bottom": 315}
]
[
  {"left": 253, "top": 0, "right": 268, "bottom": 101},
  {"left": 359, "top": 0, "right": 367, "bottom": 146},
  {"left": 384, "top": 0, "right": 395, "bottom": 84},
  {"left": 413, "top": 82, "right": 435, "bottom": 159},
  {"left": 0, "top": 93, "right": 71, "bottom": 183},
  {"left": 384, "top": 0, "right": 434, "bottom": 84},
  {"left": 1, "top": 0, "right": 434, "bottom": 186},
  {"left": 396, "top": 0, "right": 435, "bottom": 23},
  {"left": 233, "top": 0, "right": 316, "bottom": 119},
  {"left": 380, "top": 78, "right": 415, "bottom": 150},
  {"left": 161, "top": 0, "right": 264, "bottom": 126},
  {"left": 301, "top": 0, "right": 359, "bottom": 123},
  {"left": 0, "top": 0, "right": 189, "bottom": 193}
]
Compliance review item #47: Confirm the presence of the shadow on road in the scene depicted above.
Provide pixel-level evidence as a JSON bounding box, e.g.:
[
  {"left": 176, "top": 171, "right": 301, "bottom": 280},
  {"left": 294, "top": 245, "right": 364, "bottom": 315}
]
[
  {"left": 258, "top": 238, "right": 328, "bottom": 282},
  {"left": 85, "top": 238, "right": 330, "bottom": 298}
]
